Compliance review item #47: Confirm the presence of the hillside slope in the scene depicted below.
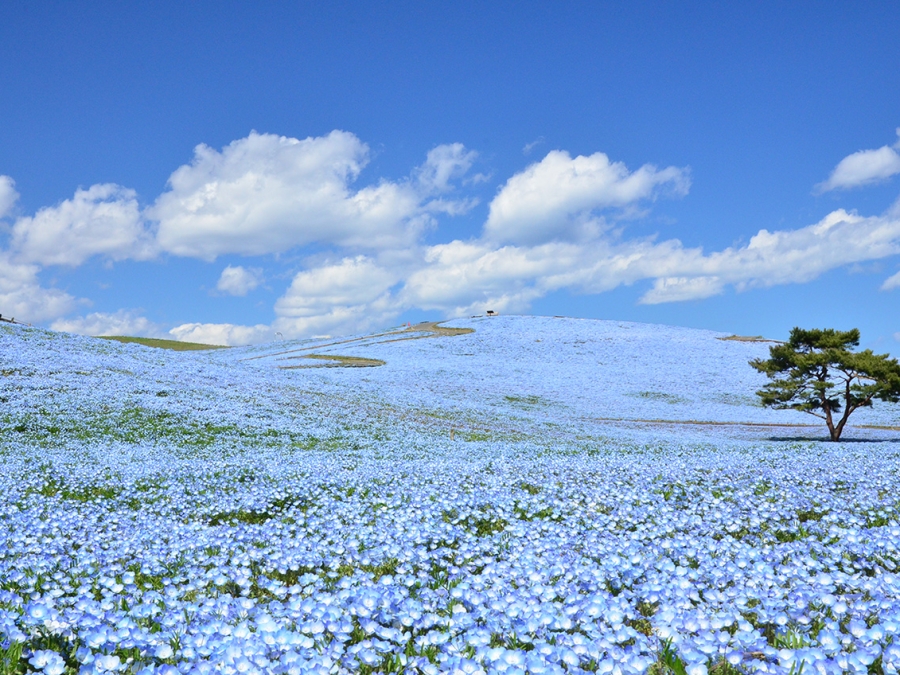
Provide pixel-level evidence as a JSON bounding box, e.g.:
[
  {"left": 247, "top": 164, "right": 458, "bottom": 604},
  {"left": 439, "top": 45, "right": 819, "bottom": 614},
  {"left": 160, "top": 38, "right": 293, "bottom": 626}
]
[
  {"left": 222, "top": 315, "right": 900, "bottom": 436},
  {"left": 3, "top": 315, "right": 899, "bottom": 445}
]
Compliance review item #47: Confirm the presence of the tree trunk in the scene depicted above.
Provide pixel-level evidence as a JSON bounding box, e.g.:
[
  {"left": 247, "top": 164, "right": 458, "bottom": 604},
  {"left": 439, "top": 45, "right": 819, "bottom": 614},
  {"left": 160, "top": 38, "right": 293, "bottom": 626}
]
[
  {"left": 819, "top": 369, "right": 837, "bottom": 441},
  {"left": 830, "top": 420, "right": 843, "bottom": 441},
  {"left": 823, "top": 403, "right": 836, "bottom": 441}
]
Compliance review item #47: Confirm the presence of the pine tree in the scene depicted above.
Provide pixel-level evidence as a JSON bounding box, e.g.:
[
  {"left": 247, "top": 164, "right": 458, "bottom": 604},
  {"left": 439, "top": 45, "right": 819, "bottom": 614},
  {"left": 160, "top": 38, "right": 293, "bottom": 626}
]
[{"left": 750, "top": 328, "right": 900, "bottom": 441}]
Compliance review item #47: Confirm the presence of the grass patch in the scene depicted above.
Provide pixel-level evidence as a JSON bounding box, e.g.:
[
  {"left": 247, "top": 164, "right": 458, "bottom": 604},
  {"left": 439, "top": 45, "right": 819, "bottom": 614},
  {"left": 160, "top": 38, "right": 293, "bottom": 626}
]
[
  {"left": 97, "top": 336, "right": 228, "bottom": 351},
  {"left": 281, "top": 354, "right": 386, "bottom": 369},
  {"left": 718, "top": 334, "right": 780, "bottom": 343},
  {"left": 633, "top": 391, "right": 687, "bottom": 405},
  {"left": 3, "top": 406, "right": 245, "bottom": 448},
  {"left": 504, "top": 394, "right": 545, "bottom": 406},
  {"left": 207, "top": 493, "right": 311, "bottom": 526}
]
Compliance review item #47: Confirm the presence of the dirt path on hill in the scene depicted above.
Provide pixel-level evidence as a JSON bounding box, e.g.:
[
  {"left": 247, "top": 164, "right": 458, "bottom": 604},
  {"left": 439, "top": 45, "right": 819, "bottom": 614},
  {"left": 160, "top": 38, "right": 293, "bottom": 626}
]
[
  {"left": 241, "top": 321, "right": 475, "bottom": 368},
  {"left": 280, "top": 354, "right": 386, "bottom": 369},
  {"left": 243, "top": 321, "right": 474, "bottom": 362}
]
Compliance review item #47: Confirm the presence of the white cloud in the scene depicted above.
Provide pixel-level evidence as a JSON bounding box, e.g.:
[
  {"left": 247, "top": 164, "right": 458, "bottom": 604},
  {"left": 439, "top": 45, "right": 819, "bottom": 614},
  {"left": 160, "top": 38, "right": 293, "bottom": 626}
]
[
  {"left": 157, "top": 200, "right": 900, "bottom": 341},
  {"left": 0, "top": 252, "right": 77, "bottom": 323},
  {"left": 273, "top": 256, "right": 401, "bottom": 337},
  {"left": 11, "top": 184, "right": 155, "bottom": 266},
  {"left": 415, "top": 143, "right": 477, "bottom": 194},
  {"left": 151, "top": 131, "right": 446, "bottom": 260},
  {"left": 484, "top": 150, "right": 690, "bottom": 245},
  {"left": 400, "top": 206, "right": 900, "bottom": 312},
  {"left": 5, "top": 133, "right": 479, "bottom": 270},
  {"left": 402, "top": 240, "right": 561, "bottom": 315},
  {"left": 882, "top": 270, "right": 900, "bottom": 291},
  {"left": 640, "top": 276, "right": 725, "bottom": 304},
  {"left": 0, "top": 176, "right": 19, "bottom": 219},
  {"left": 216, "top": 265, "right": 263, "bottom": 296},
  {"left": 11, "top": 134, "right": 900, "bottom": 345},
  {"left": 168, "top": 322, "right": 273, "bottom": 347},
  {"left": 816, "top": 130, "right": 900, "bottom": 192},
  {"left": 50, "top": 310, "right": 165, "bottom": 337},
  {"left": 523, "top": 137, "right": 545, "bottom": 155}
]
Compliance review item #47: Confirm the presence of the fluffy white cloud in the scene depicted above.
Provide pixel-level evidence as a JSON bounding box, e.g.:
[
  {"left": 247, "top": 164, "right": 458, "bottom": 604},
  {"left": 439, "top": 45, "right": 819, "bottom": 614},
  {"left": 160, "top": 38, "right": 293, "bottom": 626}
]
[
  {"left": 10, "top": 133, "right": 900, "bottom": 345},
  {"left": 168, "top": 322, "right": 272, "bottom": 346},
  {"left": 816, "top": 130, "right": 900, "bottom": 192},
  {"left": 5, "top": 133, "right": 479, "bottom": 271},
  {"left": 216, "top": 265, "right": 263, "bottom": 296},
  {"left": 0, "top": 252, "right": 76, "bottom": 323},
  {"left": 655, "top": 209, "right": 899, "bottom": 297},
  {"left": 208, "top": 172, "right": 900, "bottom": 340},
  {"left": 273, "top": 256, "right": 400, "bottom": 337},
  {"left": 185, "top": 256, "right": 405, "bottom": 346},
  {"left": 401, "top": 207, "right": 900, "bottom": 313},
  {"left": 11, "top": 184, "right": 155, "bottom": 266},
  {"left": 0, "top": 176, "right": 19, "bottom": 219},
  {"left": 151, "top": 131, "right": 464, "bottom": 260},
  {"left": 156, "top": 200, "right": 900, "bottom": 341},
  {"left": 276, "top": 256, "right": 396, "bottom": 313},
  {"left": 50, "top": 310, "right": 165, "bottom": 337},
  {"left": 484, "top": 150, "right": 690, "bottom": 245}
]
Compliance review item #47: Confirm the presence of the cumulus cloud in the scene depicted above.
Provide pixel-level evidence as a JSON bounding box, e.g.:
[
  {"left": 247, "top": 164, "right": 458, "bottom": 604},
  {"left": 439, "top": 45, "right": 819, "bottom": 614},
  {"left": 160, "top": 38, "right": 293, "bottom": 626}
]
[
  {"left": 175, "top": 256, "right": 404, "bottom": 345},
  {"left": 168, "top": 322, "right": 273, "bottom": 347},
  {"left": 400, "top": 206, "right": 900, "bottom": 313},
  {"left": 10, "top": 132, "right": 900, "bottom": 345},
  {"left": 0, "top": 252, "right": 76, "bottom": 323},
  {"left": 484, "top": 150, "right": 690, "bottom": 245},
  {"left": 11, "top": 184, "right": 155, "bottom": 266},
  {"left": 0, "top": 176, "right": 19, "bottom": 219},
  {"left": 816, "top": 129, "right": 900, "bottom": 192},
  {"left": 151, "top": 131, "right": 474, "bottom": 260},
  {"left": 4, "top": 132, "right": 480, "bottom": 271},
  {"left": 273, "top": 256, "right": 401, "bottom": 337},
  {"left": 50, "top": 310, "right": 165, "bottom": 337},
  {"left": 216, "top": 265, "right": 263, "bottom": 296},
  {"left": 165, "top": 147, "right": 900, "bottom": 342},
  {"left": 643, "top": 208, "right": 900, "bottom": 299}
]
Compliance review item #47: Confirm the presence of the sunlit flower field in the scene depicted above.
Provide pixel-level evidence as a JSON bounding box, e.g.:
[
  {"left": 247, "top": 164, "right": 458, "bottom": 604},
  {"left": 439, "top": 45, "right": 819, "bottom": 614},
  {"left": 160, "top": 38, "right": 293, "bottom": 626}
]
[{"left": 2, "top": 316, "right": 900, "bottom": 675}]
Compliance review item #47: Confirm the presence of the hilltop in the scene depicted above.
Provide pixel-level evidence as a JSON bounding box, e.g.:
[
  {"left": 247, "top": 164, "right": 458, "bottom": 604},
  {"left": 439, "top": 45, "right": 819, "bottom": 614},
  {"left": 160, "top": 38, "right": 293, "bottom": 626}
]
[{"left": 3, "top": 314, "right": 898, "bottom": 444}]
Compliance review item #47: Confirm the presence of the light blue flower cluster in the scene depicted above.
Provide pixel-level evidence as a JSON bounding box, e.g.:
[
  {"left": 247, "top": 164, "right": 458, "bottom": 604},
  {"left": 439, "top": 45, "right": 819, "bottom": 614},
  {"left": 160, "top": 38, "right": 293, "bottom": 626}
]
[{"left": 2, "top": 317, "right": 900, "bottom": 674}]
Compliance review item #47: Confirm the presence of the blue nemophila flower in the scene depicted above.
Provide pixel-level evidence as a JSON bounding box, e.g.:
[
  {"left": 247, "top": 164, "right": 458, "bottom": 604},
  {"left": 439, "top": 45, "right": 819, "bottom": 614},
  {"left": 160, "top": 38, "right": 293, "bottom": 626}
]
[
  {"left": 29, "top": 650, "right": 66, "bottom": 675},
  {"left": 3, "top": 319, "right": 900, "bottom": 673}
]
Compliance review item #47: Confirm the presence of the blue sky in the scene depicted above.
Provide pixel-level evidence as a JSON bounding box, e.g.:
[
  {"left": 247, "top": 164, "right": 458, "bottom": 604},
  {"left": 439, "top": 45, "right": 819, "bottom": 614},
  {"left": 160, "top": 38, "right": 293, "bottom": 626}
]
[{"left": 2, "top": 2, "right": 900, "bottom": 349}]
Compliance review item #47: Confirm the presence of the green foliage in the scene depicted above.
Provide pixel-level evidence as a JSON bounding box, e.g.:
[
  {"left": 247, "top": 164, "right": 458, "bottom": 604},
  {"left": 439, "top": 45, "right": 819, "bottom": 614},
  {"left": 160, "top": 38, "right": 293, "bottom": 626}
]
[
  {"left": 635, "top": 391, "right": 686, "bottom": 404},
  {"left": 0, "top": 641, "right": 24, "bottom": 675},
  {"left": 648, "top": 638, "right": 688, "bottom": 675},
  {"left": 750, "top": 327, "right": 900, "bottom": 441},
  {"left": 504, "top": 394, "right": 544, "bottom": 405}
]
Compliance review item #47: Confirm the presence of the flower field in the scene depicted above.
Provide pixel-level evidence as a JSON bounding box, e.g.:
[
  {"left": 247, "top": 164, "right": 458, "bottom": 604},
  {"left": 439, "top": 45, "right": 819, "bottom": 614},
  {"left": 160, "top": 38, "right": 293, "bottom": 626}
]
[{"left": 2, "top": 316, "right": 900, "bottom": 675}]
